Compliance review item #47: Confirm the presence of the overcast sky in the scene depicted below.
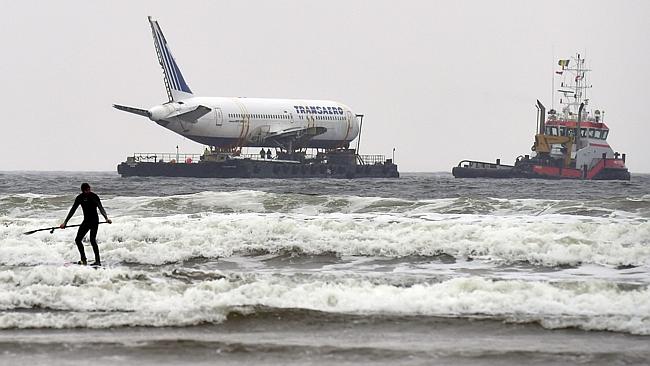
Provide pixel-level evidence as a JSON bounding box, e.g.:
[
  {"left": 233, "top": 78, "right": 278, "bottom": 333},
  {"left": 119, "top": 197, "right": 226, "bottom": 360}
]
[{"left": 1, "top": 0, "right": 648, "bottom": 173}]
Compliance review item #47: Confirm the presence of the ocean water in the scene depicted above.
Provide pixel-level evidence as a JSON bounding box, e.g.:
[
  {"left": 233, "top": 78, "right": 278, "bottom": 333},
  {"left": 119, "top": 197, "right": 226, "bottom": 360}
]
[{"left": 0, "top": 172, "right": 648, "bottom": 365}]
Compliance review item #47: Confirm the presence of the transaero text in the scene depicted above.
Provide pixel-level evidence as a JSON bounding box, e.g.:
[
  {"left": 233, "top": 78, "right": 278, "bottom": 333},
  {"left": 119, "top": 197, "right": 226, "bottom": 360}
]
[{"left": 293, "top": 105, "right": 345, "bottom": 115}]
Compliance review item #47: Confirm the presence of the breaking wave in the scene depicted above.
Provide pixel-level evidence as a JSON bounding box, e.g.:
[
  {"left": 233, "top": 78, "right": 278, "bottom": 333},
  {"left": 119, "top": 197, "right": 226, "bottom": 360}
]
[
  {"left": 2, "top": 210, "right": 648, "bottom": 267},
  {"left": 2, "top": 190, "right": 650, "bottom": 218},
  {"left": 0, "top": 268, "right": 647, "bottom": 334}
]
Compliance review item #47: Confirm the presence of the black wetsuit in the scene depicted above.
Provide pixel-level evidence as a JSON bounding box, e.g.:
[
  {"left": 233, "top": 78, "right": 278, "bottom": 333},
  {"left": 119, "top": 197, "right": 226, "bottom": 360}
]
[{"left": 64, "top": 192, "right": 107, "bottom": 263}]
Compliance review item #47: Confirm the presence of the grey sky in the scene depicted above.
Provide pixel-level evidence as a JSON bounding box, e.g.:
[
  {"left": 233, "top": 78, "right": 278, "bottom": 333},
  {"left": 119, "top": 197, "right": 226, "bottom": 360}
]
[{"left": 1, "top": 0, "right": 648, "bottom": 173}]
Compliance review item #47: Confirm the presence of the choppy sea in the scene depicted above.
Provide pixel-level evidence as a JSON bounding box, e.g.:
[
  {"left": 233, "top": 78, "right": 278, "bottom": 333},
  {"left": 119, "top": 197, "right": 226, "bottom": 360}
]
[{"left": 0, "top": 172, "right": 648, "bottom": 365}]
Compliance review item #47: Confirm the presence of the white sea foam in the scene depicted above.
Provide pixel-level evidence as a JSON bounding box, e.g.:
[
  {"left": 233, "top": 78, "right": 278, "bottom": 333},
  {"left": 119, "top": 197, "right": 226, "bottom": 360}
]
[
  {"left": 3, "top": 190, "right": 648, "bottom": 219},
  {"left": 1, "top": 211, "right": 649, "bottom": 266},
  {"left": 0, "top": 269, "right": 647, "bottom": 334}
]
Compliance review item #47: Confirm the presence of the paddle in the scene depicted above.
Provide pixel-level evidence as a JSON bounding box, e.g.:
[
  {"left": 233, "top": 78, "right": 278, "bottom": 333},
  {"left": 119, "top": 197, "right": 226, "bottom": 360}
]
[{"left": 23, "top": 222, "right": 109, "bottom": 235}]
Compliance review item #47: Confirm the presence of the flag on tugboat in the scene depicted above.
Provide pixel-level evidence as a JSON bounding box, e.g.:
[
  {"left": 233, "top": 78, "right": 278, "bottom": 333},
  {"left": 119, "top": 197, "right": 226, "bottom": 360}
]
[{"left": 558, "top": 59, "right": 570, "bottom": 68}]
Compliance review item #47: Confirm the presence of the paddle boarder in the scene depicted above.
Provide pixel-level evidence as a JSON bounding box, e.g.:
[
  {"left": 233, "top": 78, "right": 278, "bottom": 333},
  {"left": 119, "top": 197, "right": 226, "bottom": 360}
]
[{"left": 60, "top": 183, "right": 112, "bottom": 265}]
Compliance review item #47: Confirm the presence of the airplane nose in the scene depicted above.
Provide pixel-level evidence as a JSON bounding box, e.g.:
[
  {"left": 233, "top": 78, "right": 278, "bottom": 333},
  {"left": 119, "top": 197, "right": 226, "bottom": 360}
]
[{"left": 148, "top": 105, "right": 167, "bottom": 121}]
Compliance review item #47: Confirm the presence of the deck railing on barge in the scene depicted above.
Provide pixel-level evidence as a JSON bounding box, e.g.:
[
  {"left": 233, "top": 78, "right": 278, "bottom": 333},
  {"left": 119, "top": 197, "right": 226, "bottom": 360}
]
[
  {"left": 357, "top": 155, "right": 387, "bottom": 165},
  {"left": 127, "top": 152, "right": 391, "bottom": 165},
  {"left": 128, "top": 153, "right": 203, "bottom": 164}
]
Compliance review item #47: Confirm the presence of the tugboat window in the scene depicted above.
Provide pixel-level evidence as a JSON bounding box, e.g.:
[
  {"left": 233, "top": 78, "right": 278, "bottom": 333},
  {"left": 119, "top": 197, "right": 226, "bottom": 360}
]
[{"left": 601, "top": 130, "right": 609, "bottom": 140}]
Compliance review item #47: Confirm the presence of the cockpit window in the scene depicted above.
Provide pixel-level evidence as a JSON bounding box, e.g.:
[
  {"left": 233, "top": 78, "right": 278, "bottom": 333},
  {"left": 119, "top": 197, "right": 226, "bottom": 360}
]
[
  {"left": 601, "top": 130, "right": 609, "bottom": 140},
  {"left": 593, "top": 129, "right": 602, "bottom": 139}
]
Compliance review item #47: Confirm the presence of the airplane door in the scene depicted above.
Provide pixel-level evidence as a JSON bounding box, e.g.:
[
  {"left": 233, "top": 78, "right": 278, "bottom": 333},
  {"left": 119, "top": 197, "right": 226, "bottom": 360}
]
[
  {"left": 214, "top": 107, "right": 223, "bottom": 126},
  {"left": 345, "top": 111, "right": 353, "bottom": 135}
]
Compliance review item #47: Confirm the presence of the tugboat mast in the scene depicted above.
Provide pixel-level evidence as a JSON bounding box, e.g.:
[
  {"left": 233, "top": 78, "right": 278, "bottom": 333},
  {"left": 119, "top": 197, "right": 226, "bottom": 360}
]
[{"left": 557, "top": 53, "right": 592, "bottom": 119}]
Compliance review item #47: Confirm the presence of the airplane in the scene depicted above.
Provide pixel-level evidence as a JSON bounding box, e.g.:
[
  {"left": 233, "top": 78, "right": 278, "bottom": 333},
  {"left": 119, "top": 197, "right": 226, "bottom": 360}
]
[{"left": 114, "top": 17, "right": 360, "bottom": 151}]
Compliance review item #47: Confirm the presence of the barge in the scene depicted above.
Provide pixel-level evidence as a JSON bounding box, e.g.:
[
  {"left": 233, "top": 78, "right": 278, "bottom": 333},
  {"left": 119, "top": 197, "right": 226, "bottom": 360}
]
[{"left": 118, "top": 148, "right": 399, "bottom": 178}]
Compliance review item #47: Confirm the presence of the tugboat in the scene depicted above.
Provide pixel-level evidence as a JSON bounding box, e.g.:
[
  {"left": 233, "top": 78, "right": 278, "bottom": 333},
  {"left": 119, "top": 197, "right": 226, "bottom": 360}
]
[{"left": 453, "top": 54, "right": 630, "bottom": 180}]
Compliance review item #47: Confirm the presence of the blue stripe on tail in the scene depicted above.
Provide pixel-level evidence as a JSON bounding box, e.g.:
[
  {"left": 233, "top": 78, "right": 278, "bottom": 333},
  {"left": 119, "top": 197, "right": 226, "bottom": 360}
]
[{"left": 149, "top": 18, "right": 192, "bottom": 95}]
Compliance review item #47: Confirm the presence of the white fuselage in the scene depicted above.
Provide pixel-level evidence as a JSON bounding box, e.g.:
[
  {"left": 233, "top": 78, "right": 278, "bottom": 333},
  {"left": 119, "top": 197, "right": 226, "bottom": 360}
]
[{"left": 150, "top": 96, "right": 360, "bottom": 149}]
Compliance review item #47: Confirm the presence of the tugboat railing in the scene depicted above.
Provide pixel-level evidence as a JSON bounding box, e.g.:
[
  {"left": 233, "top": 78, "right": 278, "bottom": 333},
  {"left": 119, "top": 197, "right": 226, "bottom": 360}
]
[{"left": 456, "top": 159, "right": 514, "bottom": 169}]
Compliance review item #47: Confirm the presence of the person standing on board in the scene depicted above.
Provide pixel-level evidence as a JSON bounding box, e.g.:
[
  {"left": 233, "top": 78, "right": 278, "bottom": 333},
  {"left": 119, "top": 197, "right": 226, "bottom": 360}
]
[{"left": 60, "top": 183, "right": 112, "bottom": 266}]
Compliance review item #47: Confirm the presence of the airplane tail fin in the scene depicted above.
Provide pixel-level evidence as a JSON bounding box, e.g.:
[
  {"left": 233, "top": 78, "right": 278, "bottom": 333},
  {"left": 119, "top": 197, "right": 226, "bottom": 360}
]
[{"left": 148, "top": 16, "right": 193, "bottom": 102}]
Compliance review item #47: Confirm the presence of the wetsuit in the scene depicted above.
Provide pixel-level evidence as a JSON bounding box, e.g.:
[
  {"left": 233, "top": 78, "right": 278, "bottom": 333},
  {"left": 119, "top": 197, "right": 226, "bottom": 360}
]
[{"left": 63, "top": 192, "right": 108, "bottom": 264}]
